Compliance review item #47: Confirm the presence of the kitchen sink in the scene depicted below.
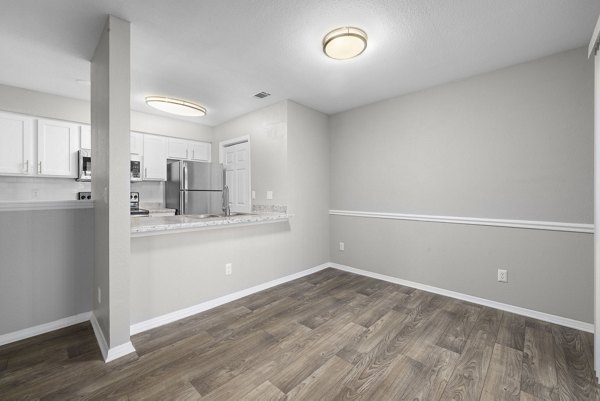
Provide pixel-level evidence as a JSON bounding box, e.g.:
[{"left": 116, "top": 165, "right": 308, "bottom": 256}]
[
  {"left": 187, "top": 212, "right": 255, "bottom": 219},
  {"left": 190, "top": 214, "right": 221, "bottom": 219}
]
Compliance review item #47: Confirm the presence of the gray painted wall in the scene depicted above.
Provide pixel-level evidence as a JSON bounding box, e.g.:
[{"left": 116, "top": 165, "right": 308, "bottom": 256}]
[
  {"left": 0, "top": 209, "right": 93, "bottom": 335},
  {"left": 330, "top": 216, "right": 593, "bottom": 322},
  {"left": 330, "top": 47, "right": 593, "bottom": 223},
  {"left": 330, "top": 47, "right": 594, "bottom": 323},
  {"left": 130, "top": 101, "right": 330, "bottom": 324},
  {"left": 212, "top": 102, "right": 288, "bottom": 207}
]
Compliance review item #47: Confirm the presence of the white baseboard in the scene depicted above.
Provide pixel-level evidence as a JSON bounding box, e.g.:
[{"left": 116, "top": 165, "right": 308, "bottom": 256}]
[
  {"left": 0, "top": 312, "right": 91, "bottom": 347},
  {"left": 1, "top": 260, "right": 590, "bottom": 358},
  {"left": 130, "top": 263, "right": 330, "bottom": 335},
  {"left": 90, "top": 312, "right": 136, "bottom": 362},
  {"left": 330, "top": 263, "right": 594, "bottom": 333}
]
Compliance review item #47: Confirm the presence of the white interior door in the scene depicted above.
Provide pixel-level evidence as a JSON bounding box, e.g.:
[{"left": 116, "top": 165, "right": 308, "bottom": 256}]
[{"left": 223, "top": 141, "right": 250, "bottom": 213}]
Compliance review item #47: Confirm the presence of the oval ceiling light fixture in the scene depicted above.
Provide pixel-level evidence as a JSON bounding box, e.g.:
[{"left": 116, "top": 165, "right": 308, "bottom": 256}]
[
  {"left": 145, "top": 96, "right": 207, "bottom": 117},
  {"left": 322, "top": 26, "right": 368, "bottom": 60}
]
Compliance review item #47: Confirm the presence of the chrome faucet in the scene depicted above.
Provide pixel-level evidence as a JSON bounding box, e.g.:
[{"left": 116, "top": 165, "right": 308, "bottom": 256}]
[{"left": 222, "top": 185, "right": 230, "bottom": 216}]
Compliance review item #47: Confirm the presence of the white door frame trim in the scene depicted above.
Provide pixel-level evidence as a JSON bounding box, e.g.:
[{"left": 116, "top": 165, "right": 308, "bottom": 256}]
[
  {"left": 591, "top": 14, "right": 600, "bottom": 378},
  {"left": 219, "top": 135, "right": 252, "bottom": 212}
]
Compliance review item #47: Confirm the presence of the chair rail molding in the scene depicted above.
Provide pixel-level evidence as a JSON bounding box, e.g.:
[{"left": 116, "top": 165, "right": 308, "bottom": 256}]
[{"left": 329, "top": 209, "right": 593, "bottom": 234}]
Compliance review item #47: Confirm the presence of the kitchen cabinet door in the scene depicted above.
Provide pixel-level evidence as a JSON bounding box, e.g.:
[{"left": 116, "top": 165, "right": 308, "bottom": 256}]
[
  {"left": 0, "top": 111, "right": 35, "bottom": 175},
  {"left": 190, "top": 141, "right": 211, "bottom": 162},
  {"left": 143, "top": 134, "right": 167, "bottom": 181},
  {"left": 131, "top": 132, "right": 144, "bottom": 155},
  {"left": 80, "top": 125, "right": 91, "bottom": 149},
  {"left": 37, "top": 118, "right": 79, "bottom": 177},
  {"left": 167, "top": 138, "right": 190, "bottom": 159}
]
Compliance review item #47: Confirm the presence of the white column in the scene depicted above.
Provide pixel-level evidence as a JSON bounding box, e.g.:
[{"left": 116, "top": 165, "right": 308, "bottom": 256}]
[{"left": 90, "top": 15, "right": 134, "bottom": 362}]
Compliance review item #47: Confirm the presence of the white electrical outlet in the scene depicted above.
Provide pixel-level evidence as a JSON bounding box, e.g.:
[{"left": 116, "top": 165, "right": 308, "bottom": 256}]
[
  {"left": 97, "top": 287, "right": 102, "bottom": 304},
  {"left": 31, "top": 189, "right": 40, "bottom": 199},
  {"left": 225, "top": 263, "right": 232, "bottom": 275},
  {"left": 252, "top": 190, "right": 256, "bottom": 200},
  {"left": 497, "top": 269, "right": 508, "bottom": 283},
  {"left": 266, "top": 191, "right": 273, "bottom": 200},
  {"left": 339, "top": 242, "right": 345, "bottom": 251}
]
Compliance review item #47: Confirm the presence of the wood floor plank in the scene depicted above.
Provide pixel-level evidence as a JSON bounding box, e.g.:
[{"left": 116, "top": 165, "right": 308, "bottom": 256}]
[
  {"left": 0, "top": 269, "right": 595, "bottom": 401},
  {"left": 437, "top": 299, "right": 482, "bottom": 354},
  {"left": 337, "top": 291, "right": 443, "bottom": 399},
  {"left": 286, "top": 356, "right": 354, "bottom": 400},
  {"left": 337, "top": 309, "right": 408, "bottom": 364},
  {"left": 201, "top": 361, "right": 278, "bottom": 401},
  {"left": 400, "top": 342, "right": 459, "bottom": 401},
  {"left": 582, "top": 332, "right": 595, "bottom": 375},
  {"left": 440, "top": 307, "right": 503, "bottom": 401},
  {"left": 480, "top": 343, "right": 523, "bottom": 401},
  {"left": 552, "top": 325, "right": 597, "bottom": 401},
  {"left": 497, "top": 312, "right": 526, "bottom": 352},
  {"left": 269, "top": 322, "right": 365, "bottom": 393},
  {"left": 521, "top": 326, "right": 559, "bottom": 401},
  {"left": 359, "top": 354, "right": 423, "bottom": 400},
  {"left": 520, "top": 392, "right": 547, "bottom": 401},
  {"left": 239, "top": 381, "right": 285, "bottom": 401}
]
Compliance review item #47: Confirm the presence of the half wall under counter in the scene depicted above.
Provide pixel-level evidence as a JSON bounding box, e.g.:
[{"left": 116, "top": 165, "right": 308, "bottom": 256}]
[{"left": 130, "top": 212, "right": 292, "bottom": 237}]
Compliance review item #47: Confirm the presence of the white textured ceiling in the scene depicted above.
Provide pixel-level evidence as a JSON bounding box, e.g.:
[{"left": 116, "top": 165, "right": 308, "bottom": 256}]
[{"left": 0, "top": 0, "right": 598, "bottom": 126}]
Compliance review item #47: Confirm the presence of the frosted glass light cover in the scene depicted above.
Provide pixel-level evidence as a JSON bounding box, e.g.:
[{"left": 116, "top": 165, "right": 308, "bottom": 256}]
[
  {"left": 145, "top": 96, "right": 207, "bottom": 117},
  {"left": 323, "top": 27, "right": 367, "bottom": 60}
]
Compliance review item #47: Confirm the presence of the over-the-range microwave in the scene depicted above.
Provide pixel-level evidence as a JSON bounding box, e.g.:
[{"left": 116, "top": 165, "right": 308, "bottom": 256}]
[{"left": 77, "top": 149, "right": 144, "bottom": 182}]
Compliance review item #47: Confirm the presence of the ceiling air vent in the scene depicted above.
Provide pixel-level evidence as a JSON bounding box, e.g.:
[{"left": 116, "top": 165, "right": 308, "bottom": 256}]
[{"left": 254, "top": 91, "right": 271, "bottom": 99}]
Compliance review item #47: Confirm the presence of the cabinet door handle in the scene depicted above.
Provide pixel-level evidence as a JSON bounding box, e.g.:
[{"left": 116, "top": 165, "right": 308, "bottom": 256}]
[
  {"left": 38, "top": 161, "right": 42, "bottom": 174},
  {"left": 24, "top": 160, "right": 29, "bottom": 173}
]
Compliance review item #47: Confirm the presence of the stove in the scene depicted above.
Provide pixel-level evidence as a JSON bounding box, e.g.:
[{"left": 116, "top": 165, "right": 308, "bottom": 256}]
[{"left": 130, "top": 192, "right": 149, "bottom": 217}]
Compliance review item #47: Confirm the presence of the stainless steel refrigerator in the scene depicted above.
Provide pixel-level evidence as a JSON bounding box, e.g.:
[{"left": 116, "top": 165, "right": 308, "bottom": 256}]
[{"left": 166, "top": 160, "right": 224, "bottom": 215}]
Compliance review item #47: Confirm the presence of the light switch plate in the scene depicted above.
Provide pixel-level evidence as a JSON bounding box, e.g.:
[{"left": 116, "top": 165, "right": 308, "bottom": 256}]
[{"left": 252, "top": 190, "right": 256, "bottom": 199}]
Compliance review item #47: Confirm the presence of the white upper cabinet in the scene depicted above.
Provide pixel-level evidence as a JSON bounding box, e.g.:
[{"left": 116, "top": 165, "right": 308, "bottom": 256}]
[
  {"left": 190, "top": 141, "right": 211, "bottom": 161},
  {"left": 143, "top": 134, "right": 167, "bottom": 181},
  {"left": 37, "top": 119, "right": 79, "bottom": 177},
  {"left": 131, "top": 132, "right": 144, "bottom": 155},
  {"left": 167, "top": 137, "right": 211, "bottom": 161},
  {"left": 168, "top": 138, "right": 190, "bottom": 159},
  {"left": 80, "top": 125, "right": 91, "bottom": 149},
  {"left": 0, "top": 111, "right": 35, "bottom": 175}
]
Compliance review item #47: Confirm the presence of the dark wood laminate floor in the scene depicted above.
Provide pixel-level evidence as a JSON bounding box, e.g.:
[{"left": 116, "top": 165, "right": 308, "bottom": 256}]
[{"left": 1, "top": 268, "right": 598, "bottom": 400}]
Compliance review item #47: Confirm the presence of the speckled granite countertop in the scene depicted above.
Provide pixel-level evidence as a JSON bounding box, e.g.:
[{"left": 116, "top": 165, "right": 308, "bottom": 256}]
[{"left": 131, "top": 212, "right": 291, "bottom": 237}]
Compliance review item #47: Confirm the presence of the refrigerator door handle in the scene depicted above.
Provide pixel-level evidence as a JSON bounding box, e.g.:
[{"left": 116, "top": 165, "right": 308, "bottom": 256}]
[
  {"left": 183, "top": 163, "right": 188, "bottom": 190},
  {"left": 180, "top": 192, "right": 185, "bottom": 215},
  {"left": 184, "top": 190, "right": 188, "bottom": 215}
]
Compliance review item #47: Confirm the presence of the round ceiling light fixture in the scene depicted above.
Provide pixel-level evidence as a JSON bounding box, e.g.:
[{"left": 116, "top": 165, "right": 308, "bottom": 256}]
[
  {"left": 145, "top": 96, "right": 207, "bottom": 117},
  {"left": 322, "top": 27, "right": 368, "bottom": 60}
]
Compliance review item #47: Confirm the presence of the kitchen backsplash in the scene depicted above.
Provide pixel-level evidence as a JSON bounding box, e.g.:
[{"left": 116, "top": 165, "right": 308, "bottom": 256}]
[
  {"left": 131, "top": 181, "right": 165, "bottom": 206},
  {"left": 252, "top": 204, "right": 287, "bottom": 213},
  {"left": 0, "top": 176, "right": 91, "bottom": 201},
  {"left": 0, "top": 176, "right": 165, "bottom": 204}
]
